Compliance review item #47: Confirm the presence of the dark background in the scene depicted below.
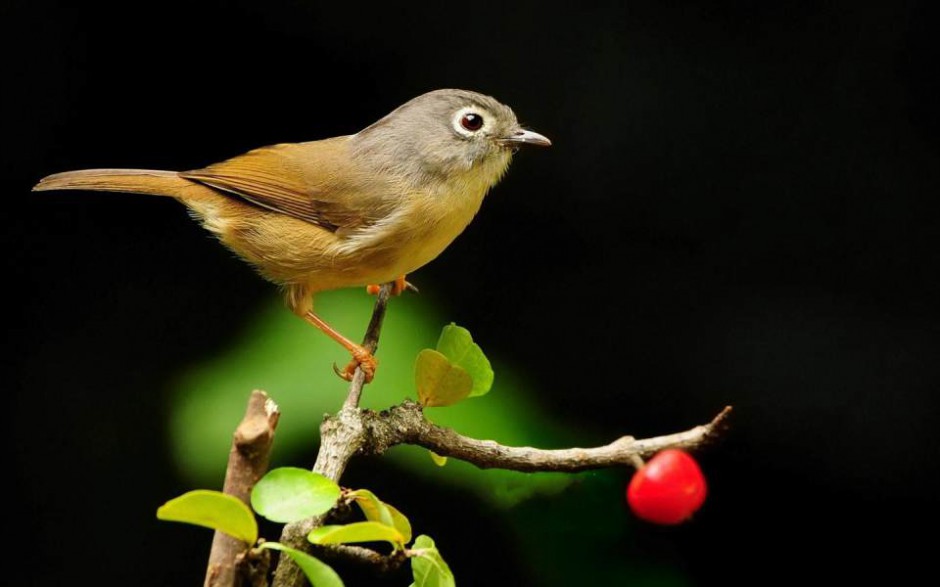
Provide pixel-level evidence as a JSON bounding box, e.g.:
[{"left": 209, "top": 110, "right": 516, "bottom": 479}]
[{"left": 5, "top": 1, "right": 939, "bottom": 585}]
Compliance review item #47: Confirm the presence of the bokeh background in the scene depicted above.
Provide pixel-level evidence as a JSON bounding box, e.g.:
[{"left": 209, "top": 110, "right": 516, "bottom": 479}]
[{"left": 5, "top": 1, "right": 939, "bottom": 585}]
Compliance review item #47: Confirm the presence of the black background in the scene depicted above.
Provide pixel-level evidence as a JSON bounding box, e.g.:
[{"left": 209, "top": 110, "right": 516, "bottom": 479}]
[{"left": 5, "top": 1, "right": 940, "bottom": 585}]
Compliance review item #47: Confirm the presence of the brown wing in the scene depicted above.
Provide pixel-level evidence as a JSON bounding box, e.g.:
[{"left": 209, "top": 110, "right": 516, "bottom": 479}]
[{"left": 181, "top": 138, "right": 393, "bottom": 232}]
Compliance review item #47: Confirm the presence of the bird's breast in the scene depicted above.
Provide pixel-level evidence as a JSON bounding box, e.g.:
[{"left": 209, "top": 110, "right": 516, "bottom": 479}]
[{"left": 334, "top": 175, "right": 491, "bottom": 283}]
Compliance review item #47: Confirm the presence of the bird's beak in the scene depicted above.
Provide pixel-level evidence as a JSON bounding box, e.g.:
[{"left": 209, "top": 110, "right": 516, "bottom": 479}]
[{"left": 500, "top": 128, "right": 552, "bottom": 147}]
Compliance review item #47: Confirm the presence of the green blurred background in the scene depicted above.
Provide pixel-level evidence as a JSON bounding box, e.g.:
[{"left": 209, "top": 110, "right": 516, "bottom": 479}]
[{"left": 5, "top": 1, "right": 940, "bottom": 585}]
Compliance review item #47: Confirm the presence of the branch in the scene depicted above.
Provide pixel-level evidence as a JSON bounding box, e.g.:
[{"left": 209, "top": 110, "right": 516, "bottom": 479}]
[
  {"left": 369, "top": 402, "right": 732, "bottom": 472},
  {"left": 205, "top": 390, "right": 280, "bottom": 587},
  {"left": 343, "top": 283, "right": 394, "bottom": 410},
  {"left": 273, "top": 283, "right": 395, "bottom": 587},
  {"left": 273, "top": 402, "right": 730, "bottom": 587},
  {"left": 313, "top": 544, "right": 408, "bottom": 575},
  {"left": 272, "top": 403, "right": 731, "bottom": 587}
]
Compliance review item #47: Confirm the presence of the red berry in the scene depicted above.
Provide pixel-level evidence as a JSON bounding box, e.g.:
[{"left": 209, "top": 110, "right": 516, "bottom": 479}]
[{"left": 627, "top": 449, "right": 707, "bottom": 525}]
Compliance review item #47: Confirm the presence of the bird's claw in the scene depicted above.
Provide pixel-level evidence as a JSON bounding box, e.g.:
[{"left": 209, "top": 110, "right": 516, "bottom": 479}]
[{"left": 332, "top": 349, "right": 377, "bottom": 383}]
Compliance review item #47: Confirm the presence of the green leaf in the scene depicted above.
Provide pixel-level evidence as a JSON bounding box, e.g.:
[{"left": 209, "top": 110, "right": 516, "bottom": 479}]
[
  {"left": 410, "top": 535, "right": 455, "bottom": 587},
  {"left": 348, "top": 489, "right": 412, "bottom": 543},
  {"left": 436, "top": 323, "right": 494, "bottom": 397},
  {"left": 347, "top": 489, "right": 413, "bottom": 543},
  {"left": 261, "top": 542, "right": 344, "bottom": 587},
  {"left": 415, "top": 349, "right": 473, "bottom": 407},
  {"left": 428, "top": 451, "right": 448, "bottom": 467},
  {"left": 308, "top": 522, "right": 406, "bottom": 549},
  {"left": 156, "top": 490, "right": 257, "bottom": 545},
  {"left": 349, "top": 489, "right": 395, "bottom": 527},
  {"left": 251, "top": 467, "right": 341, "bottom": 523},
  {"left": 384, "top": 503, "right": 413, "bottom": 545}
]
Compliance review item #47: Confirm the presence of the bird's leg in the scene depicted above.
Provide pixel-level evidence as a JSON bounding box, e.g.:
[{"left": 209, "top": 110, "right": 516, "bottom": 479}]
[
  {"left": 366, "top": 274, "right": 417, "bottom": 296},
  {"left": 287, "top": 286, "right": 376, "bottom": 383},
  {"left": 301, "top": 311, "right": 377, "bottom": 382}
]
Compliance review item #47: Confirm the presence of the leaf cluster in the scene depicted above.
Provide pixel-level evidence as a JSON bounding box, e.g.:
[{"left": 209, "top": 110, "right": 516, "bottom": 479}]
[{"left": 158, "top": 468, "right": 454, "bottom": 587}]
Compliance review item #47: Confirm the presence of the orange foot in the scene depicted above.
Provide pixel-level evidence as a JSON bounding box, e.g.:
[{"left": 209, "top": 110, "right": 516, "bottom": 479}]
[
  {"left": 334, "top": 346, "right": 378, "bottom": 383},
  {"left": 366, "top": 275, "right": 417, "bottom": 296}
]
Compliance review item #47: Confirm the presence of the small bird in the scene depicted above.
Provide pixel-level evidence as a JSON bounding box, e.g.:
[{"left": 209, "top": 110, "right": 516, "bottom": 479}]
[{"left": 34, "top": 89, "right": 550, "bottom": 381}]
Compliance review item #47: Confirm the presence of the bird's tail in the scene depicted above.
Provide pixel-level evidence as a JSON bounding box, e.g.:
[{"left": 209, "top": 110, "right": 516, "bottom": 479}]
[{"left": 32, "top": 168, "right": 193, "bottom": 197}]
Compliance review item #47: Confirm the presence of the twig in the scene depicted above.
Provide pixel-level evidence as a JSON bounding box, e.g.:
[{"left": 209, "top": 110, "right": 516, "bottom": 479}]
[
  {"left": 205, "top": 390, "right": 280, "bottom": 587},
  {"left": 313, "top": 544, "right": 408, "bottom": 575},
  {"left": 343, "top": 282, "right": 394, "bottom": 410},
  {"left": 368, "top": 402, "right": 732, "bottom": 472}
]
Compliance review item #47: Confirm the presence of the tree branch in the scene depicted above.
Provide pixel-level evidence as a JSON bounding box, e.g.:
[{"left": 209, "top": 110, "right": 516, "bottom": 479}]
[
  {"left": 273, "top": 283, "right": 395, "bottom": 587},
  {"left": 366, "top": 401, "right": 732, "bottom": 472},
  {"left": 313, "top": 544, "right": 408, "bottom": 575},
  {"left": 271, "top": 402, "right": 730, "bottom": 586},
  {"left": 343, "top": 283, "right": 394, "bottom": 410},
  {"left": 205, "top": 390, "right": 280, "bottom": 587}
]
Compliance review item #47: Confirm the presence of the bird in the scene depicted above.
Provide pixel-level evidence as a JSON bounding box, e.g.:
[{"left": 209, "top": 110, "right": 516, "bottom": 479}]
[{"left": 33, "top": 88, "right": 551, "bottom": 382}]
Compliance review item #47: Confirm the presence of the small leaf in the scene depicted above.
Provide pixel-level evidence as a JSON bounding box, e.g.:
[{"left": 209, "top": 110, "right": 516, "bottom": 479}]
[
  {"left": 436, "top": 323, "right": 494, "bottom": 397},
  {"left": 251, "top": 467, "right": 341, "bottom": 523},
  {"left": 157, "top": 490, "right": 257, "bottom": 545},
  {"left": 308, "top": 522, "right": 406, "bottom": 549},
  {"left": 428, "top": 451, "right": 448, "bottom": 467},
  {"left": 349, "top": 489, "right": 395, "bottom": 528},
  {"left": 385, "top": 503, "right": 413, "bottom": 544},
  {"left": 348, "top": 489, "right": 412, "bottom": 542},
  {"left": 415, "top": 349, "right": 473, "bottom": 407},
  {"left": 410, "top": 535, "right": 455, "bottom": 587},
  {"left": 262, "top": 542, "right": 344, "bottom": 587}
]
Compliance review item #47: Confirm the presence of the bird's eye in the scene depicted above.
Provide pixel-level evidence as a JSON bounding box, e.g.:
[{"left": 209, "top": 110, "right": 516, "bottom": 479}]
[{"left": 460, "top": 112, "right": 484, "bottom": 132}]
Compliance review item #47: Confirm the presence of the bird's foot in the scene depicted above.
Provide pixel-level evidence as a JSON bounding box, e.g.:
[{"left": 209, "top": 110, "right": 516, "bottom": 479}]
[
  {"left": 366, "top": 275, "right": 417, "bottom": 296},
  {"left": 333, "top": 346, "right": 378, "bottom": 383}
]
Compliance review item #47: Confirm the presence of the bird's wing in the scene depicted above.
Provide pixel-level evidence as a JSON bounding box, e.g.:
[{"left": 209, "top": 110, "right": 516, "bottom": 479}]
[{"left": 181, "top": 138, "right": 394, "bottom": 232}]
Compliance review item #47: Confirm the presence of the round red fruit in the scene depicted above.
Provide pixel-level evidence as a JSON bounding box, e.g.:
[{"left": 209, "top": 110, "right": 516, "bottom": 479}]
[{"left": 627, "top": 449, "right": 707, "bottom": 525}]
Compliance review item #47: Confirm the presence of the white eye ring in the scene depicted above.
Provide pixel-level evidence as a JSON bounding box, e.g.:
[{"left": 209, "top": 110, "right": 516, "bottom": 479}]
[{"left": 452, "top": 106, "right": 491, "bottom": 137}]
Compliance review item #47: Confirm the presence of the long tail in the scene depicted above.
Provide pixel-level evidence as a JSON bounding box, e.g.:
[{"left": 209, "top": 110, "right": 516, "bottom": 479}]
[{"left": 32, "top": 168, "right": 194, "bottom": 197}]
